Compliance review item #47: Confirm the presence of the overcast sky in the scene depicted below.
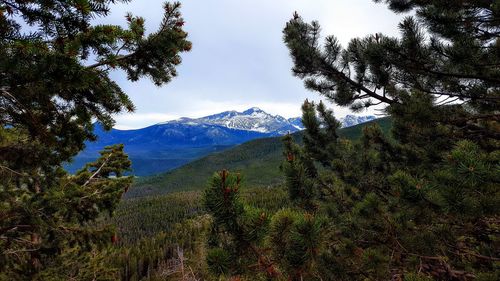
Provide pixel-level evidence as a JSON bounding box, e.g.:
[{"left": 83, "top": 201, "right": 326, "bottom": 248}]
[{"left": 101, "top": 0, "right": 403, "bottom": 129}]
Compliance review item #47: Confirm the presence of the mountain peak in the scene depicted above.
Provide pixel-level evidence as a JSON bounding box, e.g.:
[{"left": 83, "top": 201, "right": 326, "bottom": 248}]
[
  {"left": 155, "top": 108, "right": 376, "bottom": 135},
  {"left": 201, "top": 107, "right": 292, "bottom": 134},
  {"left": 340, "top": 115, "right": 376, "bottom": 128},
  {"left": 242, "top": 107, "right": 264, "bottom": 114}
]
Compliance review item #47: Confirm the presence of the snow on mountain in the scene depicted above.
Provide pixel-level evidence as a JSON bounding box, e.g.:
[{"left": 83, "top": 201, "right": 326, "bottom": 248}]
[
  {"left": 159, "top": 108, "right": 377, "bottom": 134},
  {"left": 71, "top": 109, "right": 378, "bottom": 176},
  {"left": 287, "top": 117, "right": 304, "bottom": 130},
  {"left": 161, "top": 107, "right": 297, "bottom": 135},
  {"left": 339, "top": 115, "right": 377, "bottom": 128},
  {"left": 286, "top": 115, "right": 376, "bottom": 130}
]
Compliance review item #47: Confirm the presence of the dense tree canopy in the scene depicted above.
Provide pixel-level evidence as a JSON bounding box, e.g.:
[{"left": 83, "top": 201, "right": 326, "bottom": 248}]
[
  {"left": 0, "top": 1, "right": 191, "bottom": 279},
  {"left": 205, "top": 1, "right": 499, "bottom": 280},
  {"left": 282, "top": 0, "right": 499, "bottom": 279}
]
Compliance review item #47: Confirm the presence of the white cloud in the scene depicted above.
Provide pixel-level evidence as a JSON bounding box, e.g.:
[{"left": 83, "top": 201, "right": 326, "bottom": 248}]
[{"left": 113, "top": 113, "right": 178, "bottom": 129}]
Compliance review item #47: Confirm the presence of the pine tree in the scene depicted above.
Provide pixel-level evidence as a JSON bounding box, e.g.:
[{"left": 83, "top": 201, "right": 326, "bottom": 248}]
[
  {"left": 0, "top": 1, "right": 191, "bottom": 278},
  {"left": 205, "top": 1, "right": 499, "bottom": 280},
  {"left": 282, "top": 101, "right": 499, "bottom": 280},
  {"left": 204, "top": 170, "right": 324, "bottom": 280},
  {"left": 279, "top": 1, "right": 499, "bottom": 280},
  {"left": 203, "top": 170, "right": 274, "bottom": 278},
  {"left": 283, "top": 0, "right": 498, "bottom": 150}
]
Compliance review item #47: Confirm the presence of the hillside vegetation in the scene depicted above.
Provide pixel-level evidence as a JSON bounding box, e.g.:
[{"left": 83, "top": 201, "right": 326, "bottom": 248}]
[
  {"left": 129, "top": 117, "right": 392, "bottom": 198},
  {"left": 113, "top": 187, "right": 290, "bottom": 244}
]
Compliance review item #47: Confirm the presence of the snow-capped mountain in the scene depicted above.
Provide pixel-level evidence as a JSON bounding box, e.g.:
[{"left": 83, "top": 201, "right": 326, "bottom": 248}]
[
  {"left": 159, "top": 107, "right": 298, "bottom": 135},
  {"left": 67, "top": 108, "right": 377, "bottom": 176},
  {"left": 157, "top": 108, "right": 376, "bottom": 134},
  {"left": 281, "top": 114, "right": 377, "bottom": 130},
  {"left": 287, "top": 117, "right": 304, "bottom": 130},
  {"left": 339, "top": 115, "right": 377, "bottom": 128}
]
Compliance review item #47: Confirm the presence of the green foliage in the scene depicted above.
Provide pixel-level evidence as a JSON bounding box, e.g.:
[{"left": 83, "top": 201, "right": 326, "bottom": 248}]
[
  {"left": 0, "top": 0, "right": 191, "bottom": 278},
  {"left": 30, "top": 247, "right": 119, "bottom": 281},
  {"left": 98, "top": 215, "right": 212, "bottom": 281},
  {"left": 204, "top": 170, "right": 246, "bottom": 231},
  {"left": 1, "top": 144, "right": 133, "bottom": 279},
  {"left": 434, "top": 141, "right": 499, "bottom": 217},
  {"left": 278, "top": 100, "right": 498, "bottom": 280},
  {"left": 204, "top": 172, "right": 325, "bottom": 280},
  {"left": 207, "top": 248, "right": 232, "bottom": 275},
  {"left": 282, "top": 133, "right": 317, "bottom": 211},
  {"left": 204, "top": 0, "right": 499, "bottom": 280},
  {"left": 112, "top": 191, "right": 203, "bottom": 244},
  {"left": 131, "top": 117, "right": 392, "bottom": 198},
  {"left": 108, "top": 186, "right": 290, "bottom": 246},
  {"left": 277, "top": 0, "right": 500, "bottom": 276},
  {"left": 1, "top": 1, "right": 191, "bottom": 169},
  {"left": 43, "top": 183, "right": 289, "bottom": 280},
  {"left": 111, "top": 215, "right": 212, "bottom": 281},
  {"left": 403, "top": 273, "right": 434, "bottom": 281},
  {"left": 203, "top": 171, "right": 273, "bottom": 278},
  {"left": 283, "top": 1, "right": 498, "bottom": 148},
  {"left": 269, "top": 209, "right": 323, "bottom": 278}
]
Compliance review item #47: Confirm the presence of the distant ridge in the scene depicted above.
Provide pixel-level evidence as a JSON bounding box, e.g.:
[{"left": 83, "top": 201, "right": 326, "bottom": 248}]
[
  {"left": 128, "top": 117, "right": 392, "bottom": 198},
  {"left": 339, "top": 115, "right": 377, "bottom": 128},
  {"left": 155, "top": 107, "right": 376, "bottom": 133},
  {"left": 67, "top": 108, "right": 377, "bottom": 176},
  {"left": 157, "top": 107, "right": 298, "bottom": 135}
]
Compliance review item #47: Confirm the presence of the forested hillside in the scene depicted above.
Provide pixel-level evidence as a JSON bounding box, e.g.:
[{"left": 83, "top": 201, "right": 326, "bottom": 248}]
[
  {"left": 113, "top": 187, "right": 290, "bottom": 244},
  {"left": 67, "top": 109, "right": 377, "bottom": 176},
  {"left": 129, "top": 117, "right": 392, "bottom": 198}
]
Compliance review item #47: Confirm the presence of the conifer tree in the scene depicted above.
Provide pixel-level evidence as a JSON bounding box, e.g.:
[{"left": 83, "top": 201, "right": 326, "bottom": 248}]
[
  {"left": 206, "top": 1, "right": 499, "bottom": 280},
  {"left": 204, "top": 170, "right": 324, "bottom": 280},
  {"left": 283, "top": 0, "right": 499, "bottom": 150},
  {"left": 279, "top": 0, "right": 499, "bottom": 280},
  {"left": 0, "top": 1, "right": 191, "bottom": 278},
  {"left": 203, "top": 170, "right": 274, "bottom": 278}
]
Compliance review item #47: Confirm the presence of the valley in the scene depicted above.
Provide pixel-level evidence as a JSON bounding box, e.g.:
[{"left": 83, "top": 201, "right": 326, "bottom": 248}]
[
  {"left": 128, "top": 117, "right": 391, "bottom": 198},
  {"left": 94, "top": 117, "right": 392, "bottom": 280},
  {"left": 66, "top": 108, "right": 376, "bottom": 176}
]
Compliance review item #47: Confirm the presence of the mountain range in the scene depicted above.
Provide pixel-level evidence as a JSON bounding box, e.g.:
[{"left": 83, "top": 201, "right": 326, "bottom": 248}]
[
  {"left": 159, "top": 107, "right": 300, "bottom": 135},
  {"left": 151, "top": 107, "right": 376, "bottom": 135},
  {"left": 66, "top": 108, "right": 376, "bottom": 176},
  {"left": 130, "top": 117, "right": 392, "bottom": 198}
]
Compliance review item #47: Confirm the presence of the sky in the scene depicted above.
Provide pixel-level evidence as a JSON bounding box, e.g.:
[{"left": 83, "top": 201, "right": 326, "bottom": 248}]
[{"left": 99, "top": 0, "right": 404, "bottom": 129}]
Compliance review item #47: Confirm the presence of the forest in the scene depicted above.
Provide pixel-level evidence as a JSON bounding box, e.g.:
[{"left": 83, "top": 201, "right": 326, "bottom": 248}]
[{"left": 0, "top": 0, "right": 498, "bottom": 280}]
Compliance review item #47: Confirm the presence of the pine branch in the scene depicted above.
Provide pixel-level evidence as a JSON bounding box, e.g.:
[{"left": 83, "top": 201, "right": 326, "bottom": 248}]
[
  {"left": 82, "top": 152, "right": 113, "bottom": 187},
  {"left": 86, "top": 53, "right": 135, "bottom": 69},
  {"left": 318, "top": 60, "right": 398, "bottom": 105}
]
